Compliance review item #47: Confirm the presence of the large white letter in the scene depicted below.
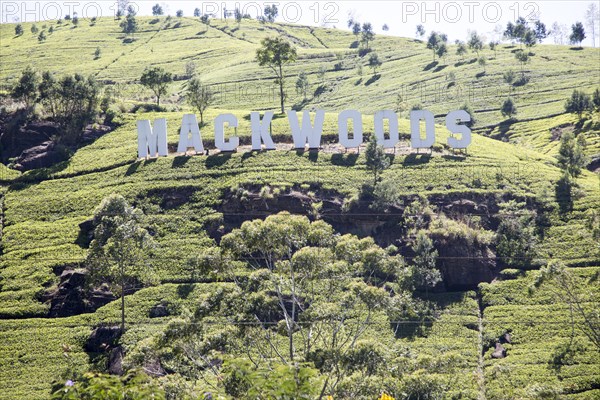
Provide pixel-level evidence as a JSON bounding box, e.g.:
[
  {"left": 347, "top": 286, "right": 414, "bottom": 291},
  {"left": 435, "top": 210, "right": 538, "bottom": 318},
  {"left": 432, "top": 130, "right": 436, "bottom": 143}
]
[
  {"left": 410, "top": 110, "right": 436, "bottom": 149},
  {"left": 215, "top": 113, "right": 239, "bottom": 152},
  {"left": 338, "top": 110, "right": 363, "bottom": 148},
  {"left": 287, "top": 110, "right": 325, "bottom": 149},
  {"left": 177, "top": 114, "right": 204, "bottom": 154},
  {"left": 446, "top": 110, "right": 472, "bottom": 149},
  {"left": 374, "top": 110, "right": 399, "bottom": 149},
  {"left": 251, "top": 112, "right": 276, "bottom": 150},
  {"left": 137, "top": 118, "right": 168, "bottom": 158}
]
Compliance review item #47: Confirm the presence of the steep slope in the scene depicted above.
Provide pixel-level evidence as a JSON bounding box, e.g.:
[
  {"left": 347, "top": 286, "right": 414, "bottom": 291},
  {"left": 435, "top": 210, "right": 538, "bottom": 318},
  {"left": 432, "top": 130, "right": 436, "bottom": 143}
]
[{"left": 0, "top": 16, "right": 598, "bottom": 399}]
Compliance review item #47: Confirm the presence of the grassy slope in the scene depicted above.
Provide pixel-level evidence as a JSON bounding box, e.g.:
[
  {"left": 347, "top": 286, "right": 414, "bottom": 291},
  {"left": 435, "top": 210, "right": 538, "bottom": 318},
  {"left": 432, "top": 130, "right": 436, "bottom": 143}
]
[{"left": 0, "top": 16, "right": 598, "bottom": 399}]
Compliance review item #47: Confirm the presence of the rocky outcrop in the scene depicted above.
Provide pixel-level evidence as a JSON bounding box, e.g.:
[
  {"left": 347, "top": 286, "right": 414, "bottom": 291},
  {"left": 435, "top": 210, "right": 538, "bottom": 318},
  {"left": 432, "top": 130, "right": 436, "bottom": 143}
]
[
  {"left": 12, "top": 140, "right": 69, "bottom": 171},
  {"left": 108, "top": 346, "right": 124, "bottom": 375},
  {"left": 491, "top": 342, "right": 507, "bottom": 359},
  {"left": 433, "top": 237, "right": 498, "bottom": 290},
  {"left": 85, "top": 325, "right": 122, "bottom": 353},
  {"left": 43, "top": 269, "right": 115, "bottom": 317}
]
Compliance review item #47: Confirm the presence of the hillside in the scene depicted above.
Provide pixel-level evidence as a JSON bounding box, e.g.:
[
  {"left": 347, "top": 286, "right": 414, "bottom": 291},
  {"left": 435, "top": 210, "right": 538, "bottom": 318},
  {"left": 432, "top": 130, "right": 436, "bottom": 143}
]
[{"left": 0, "top": 15, "right": 599, "bottom": 399}]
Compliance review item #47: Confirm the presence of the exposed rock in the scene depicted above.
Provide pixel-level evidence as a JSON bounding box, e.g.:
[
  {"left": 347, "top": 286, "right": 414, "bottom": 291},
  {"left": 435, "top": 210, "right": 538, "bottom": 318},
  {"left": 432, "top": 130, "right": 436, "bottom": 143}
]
[
  {"left": 13, "top": 140, "right": 69, "bottom": 171},
  {"left": 432, "top": 234, "right": 498, "bottom": 291},
  {"left": 81, "top": 124, "right": 112, "bottom": 143},
  {"left": 0, "top": 120, "right": 60, "bottom": 162},
  {"left": 77, "top": 218, "right": 95, "bottom": 247},
  {"left": 43, "top": 269, "right": 115, "bottom": 317},
  {"left": 491, "top": 342, "right": 507, "bottom": 359},
  {"left": 108, "top": 346, "right": 124, "bottom": 375},
  {"left": 85, "top": 325, "right": 122, "bottom": 353},
  {"left": 499, "top": 332, "right": 512, "bottom": 344},
  {"left": 149, "top": 302, "right": 170, "bottom": 318}
]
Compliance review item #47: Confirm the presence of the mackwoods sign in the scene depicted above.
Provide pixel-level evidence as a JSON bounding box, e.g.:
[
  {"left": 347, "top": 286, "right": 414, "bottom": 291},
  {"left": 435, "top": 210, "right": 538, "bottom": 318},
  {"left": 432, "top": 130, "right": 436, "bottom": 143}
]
[{"left": 137, "top": 109, "right": 472, "bottom": 158}]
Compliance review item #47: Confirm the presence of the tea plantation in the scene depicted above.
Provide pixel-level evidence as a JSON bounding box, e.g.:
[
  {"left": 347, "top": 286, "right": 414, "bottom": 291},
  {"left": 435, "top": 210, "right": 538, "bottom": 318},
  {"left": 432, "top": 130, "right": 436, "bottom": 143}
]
[{"left": 0, "top": 14, "right": 598, "bottom": 399}]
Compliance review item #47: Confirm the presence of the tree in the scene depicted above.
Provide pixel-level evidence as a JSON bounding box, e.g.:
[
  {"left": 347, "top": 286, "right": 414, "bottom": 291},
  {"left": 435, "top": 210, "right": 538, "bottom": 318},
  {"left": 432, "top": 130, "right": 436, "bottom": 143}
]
[
  {"left": 220, "top": 213, "right": 398, "bottom": 396},
  {"left": 411, "top": 231, "right": 441, "bottom": 295},
  {"left": 585, "top": 3, "right": 599, "bottom": 47},
  {"left": 496, "top": 200, "right": 537, "bottom": 267},
  {"left": 557, "top": 131, "right": 588, "bottom": 177},
  {"left": 94, "top": 47, "right": 101, "bottom": 59},
  {"left": 176, "top": 9, "right": 183, "bottom": 18},
  {"left": 478, "top": 56, "right": 487, "bottom": 72},
  {"left": 593, "top": 88, "right": 600, "bottom": 111},
  {"left": 436, "top": 42, "right": 448, "bottom": 63},
  {"left": 460, "top": 103, "right": 476, "bottom": 128},
  {"left": 120, "top": 6, "right": 138, "bottom": 37},
  {"left": 489, "top": 41, "right": 499, "bottom": 57},
  {"left": 382, "top": 24, "right": 389, "bottom": 32},
  {"left": 11, "top": 66, "right": 39, "bottom": 111},
  {"left": 186, "top": 77, "right": 214, "bottom": 126},
  {"left": 184, "top": 61, "right": 196, "bottom": 78},
  {"left": 49, "top": 26, "right": 54, "bottom": 34},
  {"left": 515, "top": 50, "right": 530, "bottom": 76},
  {"left": 365, "top": 134, "right": 390, "bottom": 186},
  {"left": 264, "top": 4, "right": 278, "bottom": 23},
  {"left": 565, "top": 89, "right": 593, "bottom": 120},
  {"left": 51, "top": 370, "right": 165, "bottom": 399},
  {"left": 200, "top": 14, "right": 210, "bottom": 28},
  {"left": 456, "top": 40, "right": 468, "bottom": 60},
  {"left": 38, "top": 30, "right": 47, "bottom": 42},
  {"left": 152, "top": 3, "right": 164, "bottom": 16},
  {"left": 426, "top": 32, "right": 442, "bottom": 61},
  {"left": 523, "top": 29, "right": 537, "bottom": 48},
  {"left": 534, "top": 20, "right": 548, "bottom": 43},
  {"left": 31, "top": 24, "right": 39, "bottom": 34},
  {"left": 570, "top": 22, "right": 586, "bottom": 46},
  {"left": 368, "top": 52, "right": 382, "bottom": 76},
  {"left": 530, "top": 261, "right": 600, "bottom": 350},
  {"left": 501, "top": 97, "right": 517, "bottom": 119},
  {"left": 72, "top": 14, "right": 79, "bottom": 26},
  {"left": 15, "top": 23, "right": 23, "bottom": 36},
  {"left": 235, "top": 8, "right": 243, "bottom": 25},
  {"left": 416, "top": 24, "right": 425, "bottom": 39},
  {"left": 38, "top": 72, "right": 101, "bottom": 144},
  {"left": 467, "top": 31, "right": 483, "bottom": 56},
  {"left": 256, "top": 37, "right": 297, "bottom": 114},
  {"left": 295, "top": 72, "right": 310, "bottom": 100},
  {"left": 352, "top": 22, "right": 361, "bottom": 40},
  {"left": 193, "top": 7, "right": 201, "bottom": 17},
  {"left": 503, "top": 69, "right": 516, "bottom": 89},
  {"left": 86, "top": 194, "right": 157, "bottom": 332},
  {"left": 551, "top": 22, "right": 568, "bottom": 45},
  {"left": 140, "top": 67, "right": 173, "bottom": 107},
  {"left": 361, "top": 23, "right": 375, "bottom": 49}
]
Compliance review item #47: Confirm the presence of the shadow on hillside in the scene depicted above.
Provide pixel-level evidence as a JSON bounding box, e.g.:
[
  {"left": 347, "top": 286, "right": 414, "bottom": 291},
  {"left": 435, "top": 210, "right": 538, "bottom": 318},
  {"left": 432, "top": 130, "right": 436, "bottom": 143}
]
[
  {"left": 423, "top": 61, "right": 438, "bottom": 71},
  {"left": 433, "top": 64, "right": 447, "bottom": 73},
  {"left": 402, "top": 153, "right": 432, "bottom": 166},
  {"left": 513, "top": 76, "right": 530, "bottom": 87},
  {"left": 569, "top": 46, "right": 584, "bottom": 51},
  {"left": 492, "top": 119, "right": 517, "bottom": 140},
  {"left": 292, "top": 98, "right": 311, "bottom": 111},
  {"left": 295, "top": 149, "right": 319, "bottom": 162},
  {"left": 206, "top": 152, "right": 232, "bottom": 168},
  {"left": 177, "top": 284, "right": 195, "bottom": 299},
  {"left": 172, "top": 156, "right": 192, "bottom": 168},
  {"left": 365, "top": 74, "right": 381, "bottom": 85},
  {"left": 476, "top": 71, "right": 486, "bottom": 79},
  {"left": 350, "top": 41, "right": 359, "bottom": 49},
  {"left": 331, "top": 152, "right": 359, "bottom": 166}
]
